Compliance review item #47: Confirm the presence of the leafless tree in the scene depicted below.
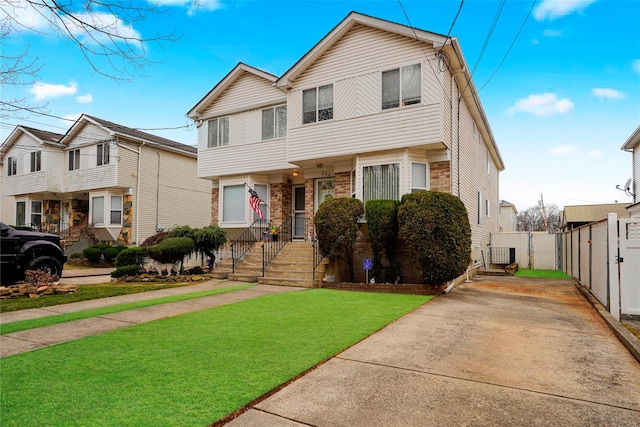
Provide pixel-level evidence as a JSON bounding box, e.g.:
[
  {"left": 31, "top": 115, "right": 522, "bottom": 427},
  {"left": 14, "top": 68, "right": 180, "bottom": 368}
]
[
  {"left": 1, "top": 0, "right": 185, "bottom": 116},
  {"left": 516, "top": 200, "right": 562, "bottom": 233}
]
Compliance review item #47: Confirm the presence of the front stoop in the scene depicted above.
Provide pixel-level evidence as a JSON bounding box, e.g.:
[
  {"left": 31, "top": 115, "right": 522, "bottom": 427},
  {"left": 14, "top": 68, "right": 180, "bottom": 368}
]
[{"left": 257, "top": 241, "right": 326, "bottom": 288}]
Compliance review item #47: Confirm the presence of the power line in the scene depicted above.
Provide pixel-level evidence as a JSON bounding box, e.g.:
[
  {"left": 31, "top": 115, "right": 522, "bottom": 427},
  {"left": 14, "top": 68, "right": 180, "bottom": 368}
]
[
  {"left": 478, "top": 0, "right": 538, "bottom": 93},
  {"left": 445, "top": 0, "right": 465, "bottom": 39},
  {"left": 471, "top": 0, "right": 506, "bottom": 77}
]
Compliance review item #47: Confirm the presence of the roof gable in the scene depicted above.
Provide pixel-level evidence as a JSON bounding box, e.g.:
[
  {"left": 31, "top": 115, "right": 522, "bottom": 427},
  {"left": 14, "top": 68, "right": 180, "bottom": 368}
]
[
  {"left": 187, "top": 63, "right": 279, "bottom": 118},
  {"left": 0, "top": 125, "right": 64, "bottom": 156},
  {"left": 622, "top": 126, "right": 640, "bottom": 150}
]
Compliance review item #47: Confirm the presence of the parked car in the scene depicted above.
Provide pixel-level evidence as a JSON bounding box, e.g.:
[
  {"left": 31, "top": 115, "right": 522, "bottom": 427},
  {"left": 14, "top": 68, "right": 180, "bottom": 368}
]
[{"left": 0, "top": 222, "right": 67, "bottom": 285}]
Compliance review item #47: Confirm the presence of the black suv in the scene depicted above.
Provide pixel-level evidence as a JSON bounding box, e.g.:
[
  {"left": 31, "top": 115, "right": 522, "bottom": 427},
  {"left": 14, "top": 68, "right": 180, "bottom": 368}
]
[{"left": 0, "top": 222, "right": 67, "bottom": 285}]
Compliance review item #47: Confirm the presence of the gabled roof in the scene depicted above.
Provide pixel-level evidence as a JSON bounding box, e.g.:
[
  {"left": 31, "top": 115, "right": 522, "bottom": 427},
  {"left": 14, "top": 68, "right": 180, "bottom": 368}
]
[
  {"left": 622, "top": 125, "right": 640, "bottom": 151},
  {"left": 0, "top": 125, "right": 65, "bottom": 156},
  {"left": 499, "top": 200, "right": 518, "bottom": 213},
  {"left": 277, "top": 12, "right": 449, "bottom": 88},
  {"left": 562, "top": 203, "right": 629, "bottom": 223},
  {"left": 60, "top": 114, "right": 196, "bottom": 156},
  {"left": 187, "top": 62, "right": 279, "bottom": 119}
]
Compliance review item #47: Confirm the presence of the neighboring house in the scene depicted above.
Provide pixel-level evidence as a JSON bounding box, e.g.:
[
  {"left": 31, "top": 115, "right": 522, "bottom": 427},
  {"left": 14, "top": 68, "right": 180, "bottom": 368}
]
[
  {"left": 498, "top": 200, "right": 518, "bottom": 232},
  {"left": 1, "top": 116, "right": 211, "bottom": 246},
  {"left": 187, "top": 12, "right": 504, "bottom": 264},
  {"left": 561, "top": 203, "right": 630, "bottom": 231},
  {"left": 621, "top": 125, "right": 640, "bottom": 218}
]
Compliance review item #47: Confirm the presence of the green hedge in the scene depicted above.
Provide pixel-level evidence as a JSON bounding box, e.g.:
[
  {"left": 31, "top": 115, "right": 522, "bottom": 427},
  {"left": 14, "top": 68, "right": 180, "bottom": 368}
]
[
  {"left": 147, "top": 237, "right": 194, "bottom": 264},
  {"left": 82, "top": 247, "right": 103, "bottom": 263},
  {"left": 365, "top": 199, "right": 400, "bottom": 283},
  {"left": 115, "top": 247, "right": 147, "bottom": 268},
  {"left": 111, "top": 264, "right": 142, "bottom": 278}
]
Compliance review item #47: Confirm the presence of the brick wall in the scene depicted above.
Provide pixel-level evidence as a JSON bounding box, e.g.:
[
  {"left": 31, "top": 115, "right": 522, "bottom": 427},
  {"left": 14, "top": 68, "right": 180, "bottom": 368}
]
[
  {"left": 305, "top": 178, "right": 315, "bottom": 234},
  {"left": 211, "top": 188, "right": 219, "bottom": 225},
  {"left": 430, "top": 161, "right": 451, "bottom": 193},
  {"left": 334, "top": 172, "right": 351, "bottom": 198}
]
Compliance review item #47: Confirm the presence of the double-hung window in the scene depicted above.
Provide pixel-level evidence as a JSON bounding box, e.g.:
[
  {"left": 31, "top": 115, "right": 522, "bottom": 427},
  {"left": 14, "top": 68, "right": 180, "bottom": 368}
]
[
  {"left": 110, "top": 196, "right": 122, "bottom": 224},
  {"left": 208, "top": 117, "right": 229, "bottom": 147},
  {"left": 69, "top": 149, "right": 80, "bottom": 171},
  {"left": 97, "top": 143, "right": 109, "bottom": 166},
  {"left": 7, "top": 156, "right": 17, "bottom": 176},
  {"left": 262, "top": 105, "right": 287, "bottom": 140},
  {"left": 30, "top": 151, "right": 41, "bottom": 172},
  {"left": 31, "top": 201, "right": 42, "bottom": 227},
  {"left": 302, "top": 84, "right": 333, "bottom": 124},
  {"left": 382, "top": 63, "right": 421, "bottom": 110},
  {"left": 411, "top": 163, "right": 429, "bottom": 192},
  {"left": 362, "top": 163, "right": 399, "bottom": 203}
]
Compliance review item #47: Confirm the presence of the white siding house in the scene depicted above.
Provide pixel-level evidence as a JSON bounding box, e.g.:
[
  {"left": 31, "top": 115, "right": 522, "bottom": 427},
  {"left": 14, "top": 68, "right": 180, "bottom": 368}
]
[
  {"left": 622, "top": 126, "right": 640, "bottom": 218},
  {"left": 1, "top": 116, "right": 211, "bottom": 246},
  {"left": 187, "top": 12, "right": 504, "bottom": 264}
]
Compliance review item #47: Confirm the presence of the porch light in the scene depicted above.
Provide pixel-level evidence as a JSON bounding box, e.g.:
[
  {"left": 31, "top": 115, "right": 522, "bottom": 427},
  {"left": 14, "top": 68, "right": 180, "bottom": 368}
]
[{"left": 292, "top": 170, "right": 299, "bottom": 177}]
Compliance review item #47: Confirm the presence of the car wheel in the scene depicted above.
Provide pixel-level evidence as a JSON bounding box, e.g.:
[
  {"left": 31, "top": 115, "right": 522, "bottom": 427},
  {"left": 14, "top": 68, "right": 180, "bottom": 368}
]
[{"left": 25, "top": 256, "right": 63, "bottom": 278}]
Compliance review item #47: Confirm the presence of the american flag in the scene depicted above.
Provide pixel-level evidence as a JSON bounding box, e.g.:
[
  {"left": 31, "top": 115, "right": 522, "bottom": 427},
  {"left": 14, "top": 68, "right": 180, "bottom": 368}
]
[{"left": 248, "top": 188, "right": 264, "bottom": 219}]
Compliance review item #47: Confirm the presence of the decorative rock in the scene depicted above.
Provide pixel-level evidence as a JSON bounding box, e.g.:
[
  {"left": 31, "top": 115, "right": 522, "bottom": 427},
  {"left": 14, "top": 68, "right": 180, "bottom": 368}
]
[
  {"left": 0, "top": 287, "right": 11, "bottom": 296},
  {"left": 29, "top": 293, "right": 40, "bottom": 298},
  {"left": 36, "top": 286, "right": 49, "bottom": 292},
  {"left": 190, "top": 275, "right": 202, "bottom": 281}
]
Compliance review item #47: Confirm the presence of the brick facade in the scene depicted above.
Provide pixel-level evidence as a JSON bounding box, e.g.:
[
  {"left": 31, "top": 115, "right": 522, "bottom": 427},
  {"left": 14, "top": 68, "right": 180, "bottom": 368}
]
[
  {"left": 268, "top": 183, "right": 291, "bottom": 226},
  {"left": 211, "top": 188, "right": 219, "bottom": 225},
  {"left": 334, "top": 172, "right": 351, "bottom": 198},
  {"left": 304, "top": 178, "right": 315, "bottom": 235},
  {"left": 430, "top": 161, "right": 451, "bottom": 193}
]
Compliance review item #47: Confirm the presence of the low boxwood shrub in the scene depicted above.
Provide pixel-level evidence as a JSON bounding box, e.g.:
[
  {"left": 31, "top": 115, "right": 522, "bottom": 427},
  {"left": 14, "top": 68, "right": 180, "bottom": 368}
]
[
  {"left": 82, "top": 247, "right": 103, "bottom": 263},
  {"left": 102, "top": 247, "right": 121, "bottom": 262},
  {"left": 69, "top": 252, "right": 83, "bottom": 259},
  {"left": 92, "top": 243, "right": 111, "bottom": 251},
  {"left": 111, "top": 264, "right": 141, "bottom": 278},
  {"left": 115, "top": 246, "right": 147, "bottom": 268},
  {"left": 147, "top": 237, "right": 194, "bottom": 264}
]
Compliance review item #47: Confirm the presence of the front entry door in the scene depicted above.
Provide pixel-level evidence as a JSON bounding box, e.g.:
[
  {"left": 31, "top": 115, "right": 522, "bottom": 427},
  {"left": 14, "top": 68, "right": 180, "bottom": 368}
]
[{"left": 292, "top": 185, "right": 305, "bottom": 240}]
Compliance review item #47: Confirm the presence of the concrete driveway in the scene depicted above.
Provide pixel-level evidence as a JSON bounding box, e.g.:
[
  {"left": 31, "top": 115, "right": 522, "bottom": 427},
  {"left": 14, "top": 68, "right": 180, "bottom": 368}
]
[{"left": 227, "top": 276, "right": 640, "bottom": 426}]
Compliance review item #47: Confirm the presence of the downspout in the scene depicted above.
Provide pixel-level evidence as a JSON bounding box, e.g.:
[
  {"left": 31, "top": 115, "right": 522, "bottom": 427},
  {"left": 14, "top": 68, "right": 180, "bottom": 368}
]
[{"left": 155, "top": 149, "right": 160, "bottom": 230}]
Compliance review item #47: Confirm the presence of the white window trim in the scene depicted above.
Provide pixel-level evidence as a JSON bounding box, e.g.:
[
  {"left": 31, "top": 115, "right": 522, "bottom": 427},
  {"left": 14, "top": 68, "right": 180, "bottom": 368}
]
[
  {"left": 97, "top": 142, "right": 110, "bottom": 166},
  {"left": 207, "top": 117, "right": 230, "bottom": 148},
  {"left": 381, "top": 63, "right": 422, "bottom": 110},
  {"left": 90, "top": 190, "right": 123, "bottom": 226},
  {"left": 30, "top": 151, "right": 42, "bottom": 173},
  {"left": 302, "top": 84, "right": 334, "bottom": 125},
  {"left": 218, "top": 177, "right": 269, "bottom": 227},
  {"left": 411, "top": 162, "right": 430, "bottom": 192},
  {"left": 262, "top": 104, "right": 287, "bottom": 140},
  {"left": 477, "top": 191, "right": 483, "bottom": 225},
  {"left": 69, "top": 149, "right": 81, "bottom": 171},
  {"left": 7, "top": 156, "right": 17, "bottom": 176}
]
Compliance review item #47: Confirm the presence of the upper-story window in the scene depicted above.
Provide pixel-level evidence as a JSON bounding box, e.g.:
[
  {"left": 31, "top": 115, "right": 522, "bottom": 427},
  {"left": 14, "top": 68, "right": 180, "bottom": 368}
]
[
  {"left": 382, "top": 63, "right": 421, "bottom": 110},
  {"left": 303, "top": 84, "right": 333, "bottom": 124},
  {"left": 69, "top": 149, "right": 80, "bottom": 171},
  {"left": 7, "top": 156, "right": 17, "bottom": 176},
  {"left": 30, "top": 151, "right": 41, "bottom": 172},
  {"left": 97, "top": 143, "right": 110, "bottom": 166},
  {"left": 208, "top": 117, "right": 229, "bottom": 147},
  {"left": 262, "top": 105, "right": 287, "bottom": 140}
]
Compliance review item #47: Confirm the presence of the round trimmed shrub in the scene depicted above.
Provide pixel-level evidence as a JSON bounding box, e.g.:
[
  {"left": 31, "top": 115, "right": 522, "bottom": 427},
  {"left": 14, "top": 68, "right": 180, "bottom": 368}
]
[
  {"left": 111, "top": 264, "right": 141, "bottom": 278},
  {"left": 92, "top": 243, "right": 111, "bottom": 251},
  {"left": 398, "top": 191, "right": 471, "bottom": 285},
  {"left": 115, "top": 246, "right": 147, "bottom": 268},
  {"left": 147, "top": 237, "right": 194, "bottom": 264},
  {"left": 102, "top": 247, "right": 121, "bottom": 262},
  {"left": 140, "top": 231, "right": 168, "bottom": 247},
  {"left": 82, "top": 247, "right": 103, "bottom": 263},
  {"left": 69, "top": 252, "right": 83, "bottom": 259}
]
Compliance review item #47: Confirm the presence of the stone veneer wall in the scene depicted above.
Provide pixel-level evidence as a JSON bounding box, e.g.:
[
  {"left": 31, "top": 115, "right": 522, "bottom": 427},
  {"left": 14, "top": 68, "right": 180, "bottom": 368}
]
[
  {"left": 70, "top": 199, "right": 88, "bottom": 226},
  {"left": 334, "top": 172, "right": 351, "bottom": 198},
  {"left": 117, "top": 194, "right": 133, "bottom": 245},
  {"left": 211, "top": 188, "right": 219, "bottom": 225},
  {"left": 430, "top": 161, "right": 451, "bottom": 193},
  {"left": 43, "top": 200, "right": 60, "bottom": 227}
]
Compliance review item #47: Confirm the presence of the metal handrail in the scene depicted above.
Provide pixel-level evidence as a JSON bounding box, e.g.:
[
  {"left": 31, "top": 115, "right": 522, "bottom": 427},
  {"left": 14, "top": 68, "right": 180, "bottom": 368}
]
[
  {"left": 261, "top": 216, "right": 312, "bottom": 275},
  {"left": 312, "top": 238, "right": 325, "bottom": 284},
  {"left": 230, "top": 218, "right": 270, "bottom": 273}
]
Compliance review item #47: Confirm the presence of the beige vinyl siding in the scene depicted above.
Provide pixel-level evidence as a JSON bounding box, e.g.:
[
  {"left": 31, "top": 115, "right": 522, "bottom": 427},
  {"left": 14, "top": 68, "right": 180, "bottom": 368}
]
[
  {"left": 288, "top": 104, "right": 441, "bottom": 163},
  {"left": 0, "top": 164, "right": 15, "bottom": 223},
  {"left": 634, "top": 146, "right": 640, "bottom": 204},
  {"left": 200, "top": 72, "right": 285, "bottom": 119},
  {"left": 115, "top": 141, "right": 139, "bottom": 188},
  {"left": 3, "top": 135, "right": 64, "bottom": 195},
  {"left": 66, "top": 123, "right": 111, "bottom": 148},
  {"left": 44, "top": 148, "right": 64, "bottom": 192},
  {"left": 198, "top": 139, "right": 291, "bottom": 179},
  {"left": 64, "top": 143, "right": 117, "bottom": 192},
  {"left": 135, "top": 146, "right": 210, "bottom": 243}
]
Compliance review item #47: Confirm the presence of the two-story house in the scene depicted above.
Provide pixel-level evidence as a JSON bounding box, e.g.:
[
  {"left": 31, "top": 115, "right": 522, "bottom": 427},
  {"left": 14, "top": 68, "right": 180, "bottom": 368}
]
[
  {"left": 187, "top": 12, "right": 504, "bottom": 265},
  {"left": 1, "top": 115, "right": 211, "bottom": 247},
  {"left": 499, "top": 200, "right": 518, "bottom": 232},
  {"left": 622, "top": 126, "right": 639, "bottom": 218}
]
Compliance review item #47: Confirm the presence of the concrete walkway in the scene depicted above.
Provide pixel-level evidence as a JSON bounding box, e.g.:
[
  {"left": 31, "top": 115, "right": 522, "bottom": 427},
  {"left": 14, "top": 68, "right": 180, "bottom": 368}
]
[
  {"left": 0, "top": 280, "right": 305, "bottom": 358},
  {"left": 227, "top": 276, "right": 640, "bottom": 426}
]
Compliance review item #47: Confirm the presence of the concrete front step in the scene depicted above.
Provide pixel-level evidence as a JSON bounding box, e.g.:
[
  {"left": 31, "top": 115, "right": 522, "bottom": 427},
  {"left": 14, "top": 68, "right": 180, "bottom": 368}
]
[
  {"left": 257, "top": 277, "right": 318, "bottom": 288},
  {"left": 228, "top": 273, "right": 259, "bottom": 282}
]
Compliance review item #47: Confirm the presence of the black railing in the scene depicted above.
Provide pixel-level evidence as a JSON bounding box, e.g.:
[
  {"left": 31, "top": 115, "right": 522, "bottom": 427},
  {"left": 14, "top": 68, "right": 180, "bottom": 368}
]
[
  {"left": 312, "top": 238, "right": 324, "bottom": 284},
  {"left": 490, "top": 247, "right": 515, "bottom": 265},
  {"left": 13, "top": 222, "right": 70, "bottom": 236},
  {"left": 231, "top": 218, "right": 270, "bottom": 273},
  {"left": 261, "top": 218, "right": 292, "bottom": 275}
]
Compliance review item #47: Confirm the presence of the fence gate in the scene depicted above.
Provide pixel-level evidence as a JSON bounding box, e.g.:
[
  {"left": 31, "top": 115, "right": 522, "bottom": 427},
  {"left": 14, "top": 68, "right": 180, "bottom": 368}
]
[{"left": 619, "top": 219, "right": 640, "bottom": 315}]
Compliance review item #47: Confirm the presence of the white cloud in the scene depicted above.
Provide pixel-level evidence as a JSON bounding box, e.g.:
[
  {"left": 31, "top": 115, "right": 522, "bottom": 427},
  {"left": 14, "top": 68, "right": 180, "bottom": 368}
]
[
  {"left": 591, "top": 88, "right": 625, "bottom": 100},
  {"left": 534, "top": 0, "right": 597, "bottom": 21},
  {"left": 151, "top": 0, "right": 222, "bottom": 15},
  {"left": 76, "top": 93, "right": 93, "bottom": 104},
  {"left": 507, "top": 93, "right": 574, "bottom": 117},
  {"left": 543, "top": 29, "right": 564, "bottom": 37},
  {"left": 588, "top": 149, "right": 604, "bottom": 158},
  {"left": 549, "top": 145, "right": 578, "bottom": 155},
  {"left": 633, "top": 59, "right": 640, "bottom": 74},
  {"left": 29, "top": 82, "right": 78, "bottom": 100}
]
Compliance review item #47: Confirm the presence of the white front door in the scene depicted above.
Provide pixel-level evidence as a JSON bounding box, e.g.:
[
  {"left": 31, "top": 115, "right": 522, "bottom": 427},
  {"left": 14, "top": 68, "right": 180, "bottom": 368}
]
[{"left": 292, "top": 185, "right": 305, "bottom": 239}]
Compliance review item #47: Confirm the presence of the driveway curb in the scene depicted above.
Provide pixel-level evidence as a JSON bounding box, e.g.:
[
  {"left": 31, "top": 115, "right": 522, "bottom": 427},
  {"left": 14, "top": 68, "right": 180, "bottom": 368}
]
[{"left": 574, "top": 280, "right": 640, "bottom": 363}]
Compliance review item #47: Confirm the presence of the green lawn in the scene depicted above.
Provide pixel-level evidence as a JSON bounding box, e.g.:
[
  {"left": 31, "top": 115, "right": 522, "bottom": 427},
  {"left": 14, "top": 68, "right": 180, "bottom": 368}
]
[
  {"left": 515, "top": 269, "right": 571, "bottom": 279},
  {"left": 1, "top": 289, "right": 431, "bottom": 426},
  {"left": 0, "top": 282, "right": 196, "bottom": 313},
  {"left": 0, "top": 284, "right": 254, "bottom": 335}
]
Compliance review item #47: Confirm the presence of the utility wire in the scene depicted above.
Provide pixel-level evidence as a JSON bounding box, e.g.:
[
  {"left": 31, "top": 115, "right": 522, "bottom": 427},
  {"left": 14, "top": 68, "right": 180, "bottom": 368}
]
[{"left": 446, "top": 0, "right": 465, "bottom": 39}]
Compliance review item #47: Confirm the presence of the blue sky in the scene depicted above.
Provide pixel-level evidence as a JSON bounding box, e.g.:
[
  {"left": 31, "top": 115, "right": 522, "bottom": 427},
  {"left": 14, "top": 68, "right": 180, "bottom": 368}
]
[{"left": 2, "top": 0, "right": 639, "bottom": 212}]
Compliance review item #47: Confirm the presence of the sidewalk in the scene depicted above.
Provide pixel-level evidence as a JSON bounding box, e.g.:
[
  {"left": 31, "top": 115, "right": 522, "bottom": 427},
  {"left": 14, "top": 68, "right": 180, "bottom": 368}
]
[{"left": 1, "top": 280, "right": 305, "bottom": 358}]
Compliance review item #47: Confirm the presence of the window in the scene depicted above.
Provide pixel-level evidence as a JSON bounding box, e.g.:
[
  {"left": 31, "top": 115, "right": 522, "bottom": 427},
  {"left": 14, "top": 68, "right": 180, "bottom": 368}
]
[
  {"left": 30, "top": 151, "right": 41, "bottom": 172},
  {"left": 302, "top": 84, "right": 333, "bottom": 124},
  {"left": 485, "top": 199, "right": 490, "bottom": 218},
  {"left": 7, "top": 156, "right": 17, "bottom": 176},
  {"left": 477, "top": 191, "right": 482, "bottom": 225},
  {"left": 473, "top": 122, "right": 478, "bottom": 139},
  {"left": 262, "top": 105, "right": 287, "bottom": 140},
  {"left": 110, "top": 196, "right": 123, "bottom": 224},
  {"left": 252, "top": 184, "right": 268, "bottom": 221},
  {"left": 31, "top": 201, "right": 42, "bottom": 227},
  {"left": 97, "top": 143, "right": 109, "bottom": 166},
  {"left": 92, "top": 196, "right": 105, "bottom": 224},
  {"left": 411, "top": 163, "right": 429, "bottom": 192},
  {"left": 16, "top": 201, "right": 26, "bottom": 226},
  {"left": 222, "top": 184, "right": 245, "bottom": 222},
  {"left": 69, "top": 149, "right": 80, "bottom": 171},
  {"left": 207, "top": 117, "right": 229, "bottom": 147},
  {"left": 486, "top": 148, "right": 490, "bottom": 174},
  {"left": 362, "top": 164, "right": 399, "bottom": 203},
  {"left": 382, "top": 63, "right": 421, "bottom": 110}
]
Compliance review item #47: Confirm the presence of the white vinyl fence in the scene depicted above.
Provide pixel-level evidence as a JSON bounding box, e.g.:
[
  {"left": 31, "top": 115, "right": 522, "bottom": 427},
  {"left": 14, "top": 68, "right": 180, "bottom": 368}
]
[{"left": 490, "top": 232, "right": 559, "bottom": 270}]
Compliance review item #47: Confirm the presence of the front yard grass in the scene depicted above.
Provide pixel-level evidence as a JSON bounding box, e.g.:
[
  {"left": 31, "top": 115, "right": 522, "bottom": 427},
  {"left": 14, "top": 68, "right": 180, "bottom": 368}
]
[
  {"left": 0, "top": 282, "right": 194, "bottom": 313},
  {"left": 0, "top": 284, "right": 253, "bottom": 335},
  {"left": 515, "top": 269, "right": 571, "bottom": 279},
  {"left": 1, "top": 289, "right": 431, "bottom": 426}
]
